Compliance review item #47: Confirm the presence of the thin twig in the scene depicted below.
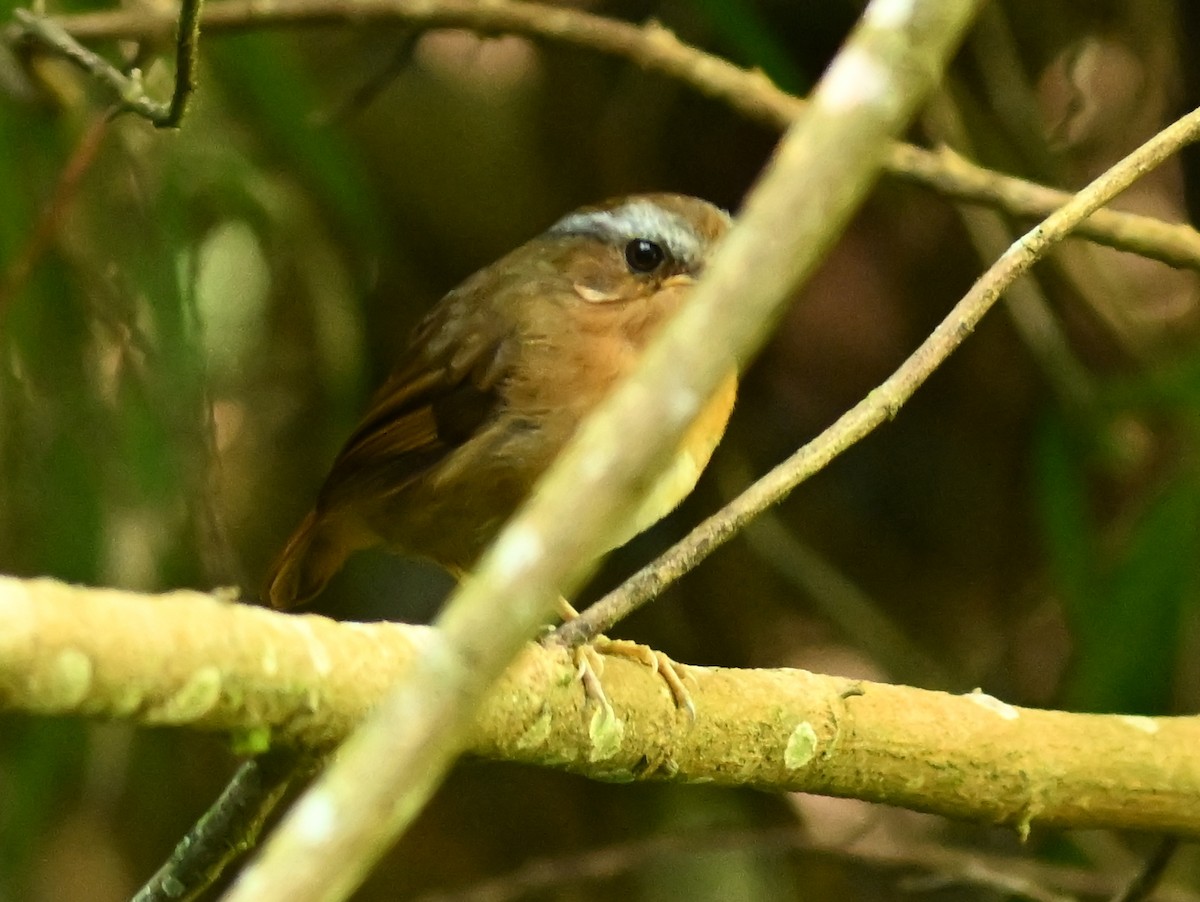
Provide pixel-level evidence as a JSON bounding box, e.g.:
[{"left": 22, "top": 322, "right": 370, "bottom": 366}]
[
  {"left": 1109, "top": 837, "right": 1182, "bottom": 902},
  {"left": 414, "top": 829, "right": 1200, "bottom": 902},
  {"left": 12, "top": 0, "right": 202, "bottom": 128},
  {"left": 311, "top": 30, "right": 422, "bottom": 126},
  {"left": 556, "top": 101, "right": 1200, "bottom": 647},
  {"left": 12, "top": 10, "right": 167, "bottom": 120},
  {"left": 131, "top": 748, "right": 323, "bottom": 902},
  {"left": 36, "top": 0, "right": 1200, "bottom": 269},
  {"left": 164, "top": 0, "right": 203, "bottom": 127},
  {"left": 0, "top": 110, "right": 110, "bottom": 316},
  {"left": 410, "top": 827, "right": 1154, "bottom": 902}
]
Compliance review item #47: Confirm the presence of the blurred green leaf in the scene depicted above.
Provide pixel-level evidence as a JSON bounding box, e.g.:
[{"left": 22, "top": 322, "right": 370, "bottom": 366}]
[
  {"left": 207, "top": 33, "right": 388, "bottom": 259},
  {"left": 1033, "top": 411, "right": 1095, "bottom": 607},
  {"left": 0, "top": 717, "right": 87, "bottom": 901},
  {"left": 1035, "top": 354, "right": 1200, "bottom": 714},
  {"left": 690, "top": 0, "right": 808, "bottom": 93},
  {"left": 0, "top": 108, "right": 106, "bottom": 583},
  {"left": 1066, "top": 472, "right": 1198, "bottom": 713}
]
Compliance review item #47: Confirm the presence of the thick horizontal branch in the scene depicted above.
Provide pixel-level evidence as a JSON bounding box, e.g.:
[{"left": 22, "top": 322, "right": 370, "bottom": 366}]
[
  {"left": 2, "top": 575, "right": 1198, "bottom": 838},
  {"left": 37, "top": 0, "right": 1200, "bottom": 270}
]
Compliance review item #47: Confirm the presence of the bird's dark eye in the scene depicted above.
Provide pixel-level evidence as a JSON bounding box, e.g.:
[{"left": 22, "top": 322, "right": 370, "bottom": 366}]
[{"left": 624, "top": 238, "right": 666, "bottom": 274}]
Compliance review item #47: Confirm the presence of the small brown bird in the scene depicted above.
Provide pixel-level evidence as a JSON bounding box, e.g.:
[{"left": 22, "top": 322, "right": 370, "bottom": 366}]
[{"left": 265, "top": 193, "right": 736, "bottom": 621}]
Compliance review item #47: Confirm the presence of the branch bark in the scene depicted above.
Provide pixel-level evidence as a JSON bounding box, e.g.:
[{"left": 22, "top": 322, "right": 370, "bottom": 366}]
[{"left": 2, "top": 576, "right": 1198, "bottom": 838}]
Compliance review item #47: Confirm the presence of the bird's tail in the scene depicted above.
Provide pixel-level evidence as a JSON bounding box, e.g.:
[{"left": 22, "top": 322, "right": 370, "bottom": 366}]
[{"left": 263, "top": 510, "right": 352, "bottom": 610}]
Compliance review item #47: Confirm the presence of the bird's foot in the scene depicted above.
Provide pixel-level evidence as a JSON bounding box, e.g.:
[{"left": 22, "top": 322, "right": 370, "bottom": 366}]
[
  {"left": 589, "top": 637, "right": 695, "bottom": 720},
  {"left": 551, "top": 597, "right": 695, "bottom": 719}
]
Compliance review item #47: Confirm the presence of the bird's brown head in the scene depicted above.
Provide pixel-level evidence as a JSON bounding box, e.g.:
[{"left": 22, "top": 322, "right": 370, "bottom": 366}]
[{"left": 510, "top": 193, "right": 731, "bottom": 345}]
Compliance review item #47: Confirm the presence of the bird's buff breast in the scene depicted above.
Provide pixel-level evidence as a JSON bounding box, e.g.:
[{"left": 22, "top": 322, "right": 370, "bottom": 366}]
[
  {"left": 360, "top": 368, "right": 735, "bottom": 569},
  {"left": 612, "top": 370, "right": 737, "bottom": 550}
]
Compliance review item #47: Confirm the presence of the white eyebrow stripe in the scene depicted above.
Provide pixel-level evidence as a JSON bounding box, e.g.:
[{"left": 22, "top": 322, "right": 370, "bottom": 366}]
[{"left": 548, "top": 200, "right": 713, "bottom": 269}]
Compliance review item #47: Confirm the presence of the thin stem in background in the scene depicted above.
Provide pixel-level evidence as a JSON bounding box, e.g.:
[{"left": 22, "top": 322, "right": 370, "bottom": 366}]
[
  {"left": 410, "top": 827, "right": 1195, "bottom": 902},
  {"left": 131, "top": 748, "right": 323, "bottom": 902},
  {"left": 1109, "top": 837, "right": 1182, "bottom": 902},
  {"left": 29, "top": 0, "right": 1200, "bottom": 269},
  {"left": 0, "top": 110, "right": 110, "bottom": 317},
  {"left": 12, "top": 0, "right": 201, "bottom": 128}
]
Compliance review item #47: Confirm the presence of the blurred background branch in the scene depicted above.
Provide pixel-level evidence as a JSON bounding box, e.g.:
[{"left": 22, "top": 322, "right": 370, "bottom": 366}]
[
  {"left": 12, "top": 0, "right": 1200, "bottom": 268},
  {"left": 11, "top": 0, "right": 200, "bottom": 127}
]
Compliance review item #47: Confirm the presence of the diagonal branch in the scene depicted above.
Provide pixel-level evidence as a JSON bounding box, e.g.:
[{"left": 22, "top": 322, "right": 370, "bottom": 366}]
[
  {"left": 130, "top": 748, "right": 324, "bottom": 902},
  {"left": 559, "top": 99, "right": 1200, "bottom": 647}
]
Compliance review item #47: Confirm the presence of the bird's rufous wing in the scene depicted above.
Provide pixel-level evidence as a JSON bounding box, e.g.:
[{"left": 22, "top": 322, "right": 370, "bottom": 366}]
[
  {"left": 317, "top": 292, "right": 519, "bottom": 508},
  {"left": 263, "top": 289, "right": 517, "bottom": 609}
]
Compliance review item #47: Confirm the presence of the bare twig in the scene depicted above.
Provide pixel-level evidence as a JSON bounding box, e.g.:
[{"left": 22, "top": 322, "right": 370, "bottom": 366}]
[
  {"left": 557, "top": 100, "right": 1200, "bottom": 647},
  {"left": 0, "top": 110, "right": 110, "bottom": 316},
  {"left": 311, "top": 30, "right": 421, "bottom": 126},
  {"left": 418, "top": 827, "right": 1200, "bottom": 902},
  {"left": 35, "top": 0, "right": 1200, "bottom": 269},
  {"left": 1109, "top": 837, "right": 1182, "bottom": 902},
  {"left": 166, "top": 0, "right": 203, "bottom": 126},
  {"left": 12, "top": 0, "right": 201, "bottom": 128},
  {"left": 411, "top": 829, "right": 1079, "bottom": 902},
  {"left": 888, "top": 142, "right": 1200, "bottom": 269},
  {"left": 131, "top": 748, "right": 324, "bottom": 902}
]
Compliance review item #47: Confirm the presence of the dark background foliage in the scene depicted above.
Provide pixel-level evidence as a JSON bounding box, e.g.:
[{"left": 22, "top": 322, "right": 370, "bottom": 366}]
[{"left": 1, "top": 0, "right": 1198, "bottom": 899}]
